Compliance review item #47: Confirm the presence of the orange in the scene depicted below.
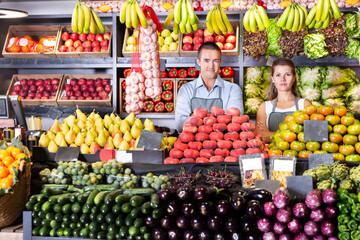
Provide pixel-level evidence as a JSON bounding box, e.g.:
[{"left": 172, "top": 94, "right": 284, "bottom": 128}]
[
  {"left": 9, "top": 45, "right": 20, "bottom": 53},
  {"left": 21, "top": 45, "right": 30, "bottom": 53},
  {"left": 2, "top": 156, "right": 14, "bottom": 168},
  {"left": 15, "top": 153, "right": 27, "bottom": 160},
  {"left": 8, "top": 161, "right": 19, "bottom": 175},
  {"left": 0, "top": 166, "right": 9, "bottom": 178},
  {"left": 0, "top": 176, "right": 13, "bottom": 189},
  {"left": 318, "top": 106, "right": 334, "bottom": 116},
  {"left": 0, "top": 150, "right": 10, "bottom": 159},
  {"left": 9, "top": 147, "right": 22, "bottom": 158},
  {"left": 303, "top": 105, "right": 317, "bottom": 116}
]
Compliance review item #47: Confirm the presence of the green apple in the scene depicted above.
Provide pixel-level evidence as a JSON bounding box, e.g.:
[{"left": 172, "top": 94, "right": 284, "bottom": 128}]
[
  {"left": 132, "top": 30, "right": 139, "bottom": 38},
  {"left": 160, "top": 45, "right": 169, "bottom": 51},
  {"left": 127, "top": 36, "right": 136, "bottom": 46},
  {"left": 164, "top": 36, "right": 173, "bottom": 45},
  {"left": 170, "top": 32, "right": 179, "bottom": 41},
  {"left": 159, "top": 36, "right": 165, "bottom": 46},
  {"left": 161, "top": 29, "right": 171, "bottom": 38},
  {"left": 125, "top": 45, "right": 136, "bottom": 51},
  {"left": 169, "top": 42, "right": 178, "bottom": 51}
]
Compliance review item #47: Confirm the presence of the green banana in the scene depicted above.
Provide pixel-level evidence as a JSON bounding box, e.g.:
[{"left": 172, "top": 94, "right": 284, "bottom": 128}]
[
  {"left": 219, "top": 7, "right": 233, "bottom": 33},
  {"left": 308, "top": 17, "right": 316, "bottom": 29},
  {"left": 316, "top": 0, "right": 324, "bottom": 22},
  {"left": 174, "top": 0, "right": 181, "bottom": 24},
  {"left": 249, "top": 7, "right": 257, "bottom": 33},
  {"left": 291, "top": 5, "right": 300, "bottom": 32},
  {"left": 206, "top": 8, "right": 214, "bottom": 33},
  {"left": 243, "top": 9, "right": 251, "bottom": 32},
  {"left": 254, "top": 6, "right": 265, "bottom": 31},
  {"left": 173, "top": 21, "right": 179, "bottom": 34},
  {"left": 131, "top": 1, "right": 138, "bottom": 29},
  {"left": 297, "top": 4, "right": 308, "bottom": 29},
  {"left": 91, "top": 9, "right": 105, "bottom": 33},
  {"left": 77, "top": 2, "right": 84, "bottom": 34},
  {"left": 186, "top": 0, "right": 196, "bottom": 25},
  {"left": 185, "top": 20, "right": 192, "bottom": 33},
  {"left": 285, "top": 5, "right": 295, "bottom": 31},
  {"left": 277, "top": 4, "right": 292, "bottom": 28},
  {"left": 163, "top": 9, "right": 174, "bottom": 28},
  {"left": 179, "top": 22, "right": 186, "bottom": 34},
  {"left": 256, "top": 5, "right": 270, "bottom": 28},
  {"left": 71, "top": 3, "right": 79, "bottom": 33},
  {"left": 119, "top": 0, "right": 129, "bottom": 24},
  {"left": 330, "top": 0, "right": 341, "bottom": 19},
  {"left": 125, "top": 1, "right": 132, "bottom": 28},
  {"left": 135, "top": 1, "right": 147, "bottom": 28},
  {"left": 181, "top": 0, "right": 188, "bottom": 26},
  {"left": 306, "top": 4, "right": 317, "bottom": 25},
  {"left": 81, "top": 3, "right": 91, "bottom": 33},
  {"left": 321, "top": 0, "right": 329, "bottom": 22}
]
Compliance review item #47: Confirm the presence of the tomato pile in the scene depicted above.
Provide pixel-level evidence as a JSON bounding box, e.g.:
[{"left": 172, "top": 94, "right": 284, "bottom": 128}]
[
  {"left": 0, "top": 146, "right": 27, "bottom": 190},
  {"left": 269, "top": 105, "right": 360, "bottom": 161}
]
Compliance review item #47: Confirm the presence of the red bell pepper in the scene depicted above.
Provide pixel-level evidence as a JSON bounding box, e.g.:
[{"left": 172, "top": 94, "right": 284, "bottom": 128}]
[
  {"left": 188, "top": 67, "right": 198, "bottom": 78},
  {"left": 178, "top": 69, "right": 188, "bottom": 78},
  {"left": 257, "top": 0, "right": 267, "bottom": 9},
  {"left": 169, "top": 68, "right": 178, "bottom": 78},
  {"left": 122, "top": 92, "right": 126, "bottom": 101},
  {"left": 155, "top": 102, "right": 165, "bottom": 112},
  {"left": 222, "top": 67, "right": 235, "bottom": 78},
  {"left": 122, "top": 80, "right": 126, "bottom": 90},
  {"left": 177, "top": 80, "right": 188, "bottom": 91},
  {"left": 123, "top": 69, "right": 131, "bottom": 78},
  {"left": 160, "top": 70, "right": 167, "bottom": 78},
  {"left": 153, "top": 95, "right": 162, "bottom": 103},
  {"left": 144, "top": 95, "right": 151, "bottom": 101},
  {"left": 165, "top": 102, "right": 174, "bottom": 112},
  {"left": 162, "top": 80, "right": 173, "bottom": 91},
  {"left": 162, "top": 90, "right": 173, "bottom": 101},
  {"left": 144, "top": 101, "right": 154, "bottom": 112}
]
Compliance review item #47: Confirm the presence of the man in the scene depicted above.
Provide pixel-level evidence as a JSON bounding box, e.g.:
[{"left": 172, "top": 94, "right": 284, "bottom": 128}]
[{"left": 175, "top": 42, "right": 244, "bottom": 131}]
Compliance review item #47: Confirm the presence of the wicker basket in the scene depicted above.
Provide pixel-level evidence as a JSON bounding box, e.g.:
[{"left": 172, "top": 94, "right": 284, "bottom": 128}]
[{"left": 0, "top": 162, "right": 31, "bottom": 228}]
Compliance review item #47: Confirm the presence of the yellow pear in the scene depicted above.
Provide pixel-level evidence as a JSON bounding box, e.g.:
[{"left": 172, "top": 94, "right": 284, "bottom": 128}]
[
  {"left": 104, "top": 129, "right": 109, "bottom": 138},
  {"left": 123, "top": 131, "right": 133, "bottom": 143},
  {"left": 120, "top": 120, "right": 130, "bottom": 134},
  {"left": 86, "top": 119, "right": 94, "bottom": 128},
  {"left": 49, "top": 119, "right": 61, "bottom": 134},
  {"left": 112, "top": 126, "right": 122, "bottom": 138},
  {"left": 59, "top": 138, "right": 68, "bottom": 147},
  {"left": 54, "top": 132, "right": 65, "bottom": 146},
  {"left": 89, "top": 128, "right": 97, "bottom": 138},
  {"left": 134, "top": 119, "right": 143, "bottom": 130},
  {"left": 115, "top": 116, "right": 122, "bottom": 126},
  {"left": 47, "top": 131, "right": 56, "bottom": 140},
  {"left": 88, "top": 110, "right": 96, "bottom": 121},
  {"left": 90, "top": 142, "right": 101, "bottom": 154},
  {"left": 118, "top": 140, "right": 130, "bottom": 150},
  {"left": 48, "top": 140, "right": 58, "bottom": 153},
  {"left": 76, "top": 107, "right": 87, "bottom": 122},
  {"left": 71, "top": 124, "right": 80, "bottom": 135},
  {"left": 113, "top": 133, "right": 123, "bottom": 149},
  {"left": 104, "top": 114, "right": 113, "bottom": 129},
  {"left": 143, "top": 118, "right": 152, "bottom": 129},
  {"left": 167, "top": 136, "right": 177, "bottom": 146},
  {"left": 131, "top": 125, "right": 141, "bottom": 139},
  {"left": 134, "top": 137, "right": 140, "bottom": 148},
  {"left": 81, "top": 129, "right": 87, "bottom": 137},
  {"left": 125, "top": 112, "right": 135, "bottom": 126},
  {"left": 94, "top": 117, "right": 103, "bottom": 127},
  {"left": 108, "top": 124, "right": 114, "bottom": 136},
  {"left": 84, "top": 131, "right": 94, "bottom": 146},
  {"left": 144, "top": 122, "right": 155, "bottom": 132},
  {"left": 110, "top": 113, "right": 116, "bottom": 121},
  {"left": 80, "top": 143, "right": 90, "bottom": 154},
  {"left": 75, "top": 132, "right": 85, "bottom": 146},
  {"left": 63, "top": 115, "right": 76, "bottom": 127},
  {"left": 69, "top": 143, "right": 77, "bottom": 147},
  {"left": 94, "top": 113, "right": 102, "bottom": 122},
  {"left": 104, "top": 138, "right": 114, "bottom": 150},
  {"left": 39, "top": 133, "right": 50, "bottom": 147},
  {"left": 77, "top": 120, "right": 86, "bottom": 129},
  {"left": 60, "top": 122, "right": 70, "bottom": 135},
  {"left": 96, "top": 130, "right": 107, "bottom": 147},
  {"left": 65, "top": 130, "right": 76, "bottom": 145}
]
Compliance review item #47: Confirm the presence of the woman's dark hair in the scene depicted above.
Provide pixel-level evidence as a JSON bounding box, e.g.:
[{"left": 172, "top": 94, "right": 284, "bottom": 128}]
[{"left": 268, "top": 58, "right": 298, "bottom": 100}]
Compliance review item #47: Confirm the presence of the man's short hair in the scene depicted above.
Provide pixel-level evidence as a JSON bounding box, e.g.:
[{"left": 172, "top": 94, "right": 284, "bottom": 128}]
[{"left": 197, "top": 42, "right": 222, "bottom": 59}]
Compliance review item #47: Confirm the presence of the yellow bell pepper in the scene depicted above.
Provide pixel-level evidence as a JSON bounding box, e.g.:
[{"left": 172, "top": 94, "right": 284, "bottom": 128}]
[
  {"left": 220, "top": 0, "right": 233, "bottom": 9},
  {"left": 279, "top": 0, "right": 292, "bottom": 8},
  {"left": 346, "top": 0, "right": 360, "bottom": 6},
  {"left": 98, "top": 4, "right": 112, "bottom": 13},
  {"left": 162, "top": 1, "right": 175, "bottom": 11}
]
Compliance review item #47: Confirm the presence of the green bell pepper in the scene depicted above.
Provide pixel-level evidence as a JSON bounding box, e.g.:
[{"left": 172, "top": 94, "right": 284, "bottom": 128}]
[
  {"left": 338, "top": 232, "right": 351, "bottom": 240},
  {"left": 349, "top": 192, "right": 358, "bottom": 203},
  {"left": 352, "top": 203, "right": 360, "bottom": 213},
  {"left": 337, "top": 202, "right": 351, "bottom": 214},
  {"left": 351, "top": 212, "right": 360, "bottom": 222},
  {"left": 351, "top": 231, "right": 360, "bottom": 240},
  {"left": 338, "top": 224, "right": 349, "bottom": 232},
  {"left": 347, "top": 219, "right": 358, "bottom": 231},
  {"left": 358, "top": 192, "right": 360, "bottom": 202},
  {"left": 338, "top": 188, "right": 355, "bottom": 205},
  {"left": 338, "top": 214, "right": 351, "bottom": 225}
]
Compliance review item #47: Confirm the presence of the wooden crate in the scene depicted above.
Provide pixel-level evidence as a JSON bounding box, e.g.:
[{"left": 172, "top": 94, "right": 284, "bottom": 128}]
[
  {"left": 175, "top": 77, "right": 234, "bottom": 95},
  {"left": 179, "top": 21, "right": 240, "bottom": 57},
  {"left": 122, "top": 27, "right": 180, "bottom": 58},
  {"left": 57, "top": 74, "right": 113, "bottom": 107},
  {"left": 2, "top": 25, "right": 60, "bottom": 58},
  {"left": 119, "top": 78, "right": 176, "bottom": 115},
  {"left": 55, "top": 25, "right": 112, "bottom": 58},
  {"left": 6, "top": 74, "right": 64, "bottom": 106},
  {"left": 0, "top": 223, "right": 23, "bottom": 240}
]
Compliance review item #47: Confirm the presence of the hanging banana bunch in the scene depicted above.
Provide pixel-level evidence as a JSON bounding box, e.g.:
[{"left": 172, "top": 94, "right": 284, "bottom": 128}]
[
  {"left": 71, "top": 2, "right": 105, "bottom": 34},
  {"left": 276, "top": 3, "right": 308, "bottom": 32},
  {"left": 243, "top": 4, "right": 270, "bottom": 33},
  {"left": 163, "top": 0, "right": 199, "bottom": 34},
  {"left": 305, "top": 0, "right": 340, "bottom": 29},
  {"left": 119, "top": 0, "right": 148, "bottom": 29},
  {"left": 206, "top": 4, "right": 235, "bottom": 35}
]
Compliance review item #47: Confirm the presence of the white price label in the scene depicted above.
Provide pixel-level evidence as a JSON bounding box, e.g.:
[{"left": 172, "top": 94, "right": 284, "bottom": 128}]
[
  {"left": 273, "top": 159, "right": 294, "bottom": 172},
  {"left": 116, "top": 151, "right": 133, "bottom": 163},
  {"left": 242, "top": 158, "right": 262, "bottom": 171}
]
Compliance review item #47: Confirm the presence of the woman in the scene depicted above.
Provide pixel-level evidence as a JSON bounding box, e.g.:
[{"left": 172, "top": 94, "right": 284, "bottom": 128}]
[{"left": 256, "top": 58, "right": 312, "bottom": 143}]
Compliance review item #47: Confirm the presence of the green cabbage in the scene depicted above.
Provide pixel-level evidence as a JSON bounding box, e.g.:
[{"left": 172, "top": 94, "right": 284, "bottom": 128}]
[
  {"left": 245, "top": 67, "right": 263, "bottom": 85},
  {"left": 304, "top": 34, "right": 329, "bottom": 59},
  {"left": 346, "top": 13, "right": 360, "bottom": 37},
  {"left": 245, "top": 84, "right": 263, "bottom": 98},
  {"left": 345, "top": 83, "right": 360, "bottom": 102},
  {"left": 322, "top": 67, "right": 355, "bottom": 87},
  {"left": 298, "top": 85, "right": 321, "bottom": 101},
  {"left": 348, "top": 100, "right": 360, "bottom": 115},
  {"left": 262, "top": 67, "right": 272, "bottom": 84},
  {"left": 266, "top": 19, "right": 283, "bottom": 57},
  {"left": 298, "top": 67, "right": 323, "bottom": 87},
  {"left": 324, "top": 98, "right": 345, "bottom": 109},
  {"left": 345, "top": 38, "right": 360, "bottom": 59},
  {"left": 245, "top": 97, "right": 264, "bottom": 115},
  {"left": 322, "top": 85, "right": 346, "bottom": 99}
]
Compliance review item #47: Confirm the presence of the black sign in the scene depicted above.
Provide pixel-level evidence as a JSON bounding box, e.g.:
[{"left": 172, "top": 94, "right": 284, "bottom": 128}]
[
  {"left": 255, "top": 180, "right": 280, "bottom": 195},
  {"left": 308, "top": 153, "right": 334, "bottom": 169},
  {"left": 47, "top": 107, "right": 64, "bottom": 119},
  {"left": 55, "top": 147, "right": 79, "bottom": 162},
  {"left": 286, "top": 176, "right": 313, "bottom": 200},
  {"left": 137, "top": 130, "right": 163, "bottom": 150},
  {"left": 304, "top": 120, "right": 328, "bottom": 142}
]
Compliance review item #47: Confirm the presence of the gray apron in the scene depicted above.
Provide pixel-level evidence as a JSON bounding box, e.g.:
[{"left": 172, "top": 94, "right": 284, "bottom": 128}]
[
  {"left": 268, "top": 95, "right": 299, "bottom": 132},
  {"left": 190, "top": 86, "right": 223, "bottom": 112}
]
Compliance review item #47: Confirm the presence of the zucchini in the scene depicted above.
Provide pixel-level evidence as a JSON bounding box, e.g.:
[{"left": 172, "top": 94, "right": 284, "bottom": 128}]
[
  {"left": 41, "top": 201, "right": 52, "bottom": 212},
  {"left": 100, "top": 204, "right": 109, "bottom": 214},
  {"left": 83, "top": 184, "right": 119, "bottom": 192},
  {"left": 89, "top": 213, "right": 96, "bottom": 222},
  {"left": 54, "top": 212, "right": 62, "bottom": 222},
  {"left": 128, "top": 226, "right": 140, "bottom": 236},
  {"left": 121, "top": 202, "right": 132, "bottom": 214},
  {"left": 32, "top": 217, "right": 42, "bottom": 227},
  {"left": 105, "top": 213, "right": 115, "bottom": 224},
  {"left": 89, "top": 221, "right": 100, "bottom": 233},
  {"left": 96, "top": 213, "right": 105, "bottom": 223},
  {"left": 49, "top": 193, "right": 71, "bottom": 205},
  {"left": 37, "top": 211, "right": 46, "bottom": 219},
  {"left": 77, "top": 192, "right": 90, "bottom": 203},
  {"left": 70, "top": 192, "right": 81, "bottom": 202},
  {"left": 29, "top": 194, "right": 42, "bottom": 204},
  {"left": 67, "top": 185, "right": 82, "bottom": 193},
  {"left": 94, "top": 191, "right": 111, "bottom": 205},
  {"left": 45, "top": 212, "right": 55, "bottom": 221},
  {"left": 32, "top": 226, "right": 41, "bottom": 236},
  {"left": 115, "top": 194, "right": 132, "bottom": 204},
  {"left": 152, "top": 208, "right": 164, "bottom": 219},
  {"left": 25, "top": 201, "right": 34, "bottom": 210},
  {"left": 39, "top": 226, "right": 50, "bottom": 236},
  {"left": 119, "top": 226, "right": 129, "bottom": 238},
  {"left": 140, "top": 226, "right": 148, "bottom": 235},
  {"left": 91, "top": 205, "right": 100, "bottom": 215},
  {"left": 33, "top": 202, "right": 43, "bottom": 212},
  {"left": 73, "top": 228, "right": 80, "bottom": 237},
  {"left": 37, "top": 194, "right": 47, "bottom": 203},
  {"left": 115, "top": 215, "right": 125, "bottom": 227},
  {"left": 62, "top": 203, "right": 72, "bottom": 214},
  {"left": 141, "top": 202, "right": 152, "bottom": 215},
  {"left": 123, "top": 188, "right": 156, "bottom": 196},
  {"left": 82, "top": 203, "right": 91, "bottom": 214},
  {"left": 150, "top": 193, "right": 160, "bottom": 209},
  {"left": 80, "top": 213, "right": 89, "bottom": 224},
  {"left": 112, "top": 203, "right": 122, "bottom": 214},
  {"left": 41, "top": 187, "right": 64, "bottom": 197},
  {"left": 130, "top": 207, "right": 141, "bottom": 219},
  {"left": 53, "top": 204, "right": 62, "bottom": 213},
  {"left": 70, "top": 213, "right": 80, "bottom": 223},
  {"left": 50, "top": 219, "right": 60, "bottom": 230},
  {"left": 104, "top": 189, "right": 123, "bottom": 205},
  {"left": 42, "top": 184, "right": 69, "bottom": 190},
  {"left": 124, "top": 214, "right": 134, "bottom": 226},
  {"left": 86, "top": 189, "right": 100, "bottom": 205},
  {"left": 71, "top": 202, "right": 82, "bottom": 213},
  {"left": 130, "top": 195, "right": 145, "bottom": 207}
]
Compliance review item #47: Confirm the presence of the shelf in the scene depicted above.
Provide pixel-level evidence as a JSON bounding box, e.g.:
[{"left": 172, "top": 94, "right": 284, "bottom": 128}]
[
  {"left": 23, "top": 106, "right": 115, "bottom": 118},
  {"left": 119, "top": 113, "right": 175, "bottom": 119}
]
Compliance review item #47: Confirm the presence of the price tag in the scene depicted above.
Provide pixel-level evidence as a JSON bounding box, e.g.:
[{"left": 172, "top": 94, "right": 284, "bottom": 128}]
[
  {"left": 286, "top": 176, "right": 313, "bottom": 200},
  {"left": 308, "top": 153, "right": 334, "bottom": 169},
  {"left": 55, "top": 147, "right": 79, "bottom": 162},
  {"left": 255, "top": 180, "right": 280, "bottom": 195},
  {"left": 304, "top": 120, "right": 328, "bottom": 142},
  {"left": 116, "top": 151, "right": 133, "bottom": 163},
  {"left": 273, "top": 159, "right": 294, "bottom": 172},
  {"left": 242, "top": 157, "right": 262, "bottom": 170},
  {"left": 137, "top": 130, "right": 163, "bottom": 150}
]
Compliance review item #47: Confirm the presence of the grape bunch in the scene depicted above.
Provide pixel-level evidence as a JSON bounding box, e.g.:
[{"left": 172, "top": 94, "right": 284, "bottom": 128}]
[
  {"left": 39, "top": 168, "right": 71, "bottom": 184},
  {"left": 72, "top": 172, "right": 102, "bottom": 185},
  {"left": 141, "top": 172, "right": 171, "bottom": 190},
  {"left": 170, "top": 172, "right": 200, "bottom": 187},
  {"left": 205, "top": 170, "right": 235, "bottom": 188}
]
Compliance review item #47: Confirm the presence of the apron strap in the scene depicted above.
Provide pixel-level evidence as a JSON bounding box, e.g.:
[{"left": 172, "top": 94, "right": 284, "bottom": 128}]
[
  {"left": 272, "top": 95, "right": 299, "bottom": 112},
  {"left": 272, "top": 97, "right": 278, "bottom": 112}
]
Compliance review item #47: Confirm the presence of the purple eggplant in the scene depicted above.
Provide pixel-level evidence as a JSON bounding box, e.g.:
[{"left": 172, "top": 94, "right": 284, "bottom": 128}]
[
  {"left": 276, "top": 207, "right": 292, "bottom": 223},
  {"left": 257, "top": 218, "right": 272, "bottom": 233},
  {"left": 199, "top": 201, "right": 214, "bottom": 216},
  {"left": 160, "top": 215, "right": 173, "bottom": 229},
  {"left": 310, "top": 209, "right": 325, "bottom": 222},
  {"left": 232, "top": 189, "right": 247, "bottom": 199},
  {"left": 214, "top": 232, "right": 228, "bottom": 240},
  {"left": 198, "top": 230, "right": 211, "bottom": 240},
  {"left": 325, "top": 205, "right": 337, "bottom": 219},
  {"left": 152, "top": 228, "right": 166, "bottom": 240},
  {"left": 263, "top": 232, "right": 278, "bottom": 240},
  {"left": 241, "top": 218, "right": 255, "bottom": 233},
  {"left": 273, "top": 188, "right": 290, "bottom": 209},
  {"left": 327, "top": 237, "right": 339, "bottom": 240},
  {"left": 244, "top": 188, "right": 272, "bottom": 204},
  {"left": 273, "top": 222, "right": 287, "bottom": 235},
  {"left": 288, "top": 218, "right": 303, "bottom": 234},
  {"left": 320, "top": 220, "right": 335, "bottom": 237},
  {"left": 167, "top": 200, "right": 180, "bottom": 216},
  {"left": 293, "top": 202, "right": 309, "bottom": 219},
  {"left": 246, "top": 233, "right": 261, "bottom": 240},
  {"left": 264, "top": 202, "right": 277, "bottom": 217},
  {"left": 190, "top": 216, "right": 204, "bottom": 230},
  {"left": 231, "top": 195, "right": 246, "bottom": 212},
  {"left": 145, "top": 215, "right": 157, "bottom": 227},
  {"left": 279, "top": 234, "right": 292, "bottom": 240},
  {"left": 311, "top": 235, "right": 326, "bottom": 240},
  {"left": 305, "top": 189, "right": 322, "bottom": 210},
  {"left": 216, "top": 199, "right": 230, "bottom": 215},
  {"left": 230, "top": 232, "right": 243, "bottom": 240},
  {"left": 208, "top": 215, "right": 221, "bottom": 231},
  {"left": 177, "top": 186, "right": 192, "bottom": 201},
  {"left": 294, "top": 233, "right": 310, "bottom": 240},
  {"left": 246, "top": 200, "right": 262, "bottom": 219},
  {"left": 176, "top": 216, "right": 189, "bottom": 229},
  {"left": 225, "top": 218, "right": 239, "bottom": 233},
  {"left": 159, "top": 188, "right": 175, "bottom": 202},
  {"left": 182, "top": 202, "right": 195, "bottom": 216},
  {"left": 168, "top": 228, "right": 181, "bottom": 240},
  {"left": 321, "top": 189, "right": 337, "bottom": 205},
  {"left": 193, "top": 186, "right": 209, "bottom": 201},
  {"left": 183, "top": 230, "right": 195, "bottom": 240},
  {"left": 304, "top": 221, "right": 319, "bottom": 236}
]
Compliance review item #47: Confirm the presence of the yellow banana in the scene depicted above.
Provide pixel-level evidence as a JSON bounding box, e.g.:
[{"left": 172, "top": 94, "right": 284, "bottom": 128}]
[
  {"left": 173, "top": 0, "right": 181, "bottom": 24},
  {"left": 316, "top": 0, "right": 324, "bottom": 22},
  {"left": 131, "top": 2, "right": 139, "bottom": 29},
  {"left": 71, "top": 3, "right": 79, "bottom": 33},
  {"left": 297, "top": 5, "right": 304, "bottom": 31},
  {"left": 306, "top": 5, "right": 317, "bottom": 25},
  {"left": 119, "top": 0, "right": 129, "bottom": 24},
  {"left": 243, "top": 9, "right": 251, "bottom": 32},
  {"left": 291, "top": 6, "right": 300, "bottom": 32},
  {"left": 206, "top": 8, "right": 214, "bottom": 33},
  {"left": 219, "top": 7, "right": 233, "bottom": 33},
  {"left": 185, "top": 20, "right": 192, "bottom": 33},
  {"left": 314, "top": 20, "right": 323, "bottom": 29},
  {"left": 285, "top": 5, "right": 295, "bottom": 31},
  {"left": 179, "top": 21, "right": 186, "bottom": 34},
  {"left": 91, "top": 9, "right": 105, "bottom": 33},
  {"left": 321, "top": 0, "right": 329, "bottom": 22},
  {"left": 191, "top": 23, "right": 198, "bottom": 32},
  {"left": 181, "top": 0, "right": 188, "bottom": 26},
  {"left": 173, "top": 21, "right": 179, "bottom": 34},
  {"left": 81, "top": 3, "right": 91, "bottom": 34},
  {"left": 277, "top": 4, "right": 292, "bottom": 28},
  {"left": 135, "top": 1, "right": 147, "bottom": 28},
  {"left": 256, "top": 5, "right": 270, "bottom": 28},
  {"left": 211, "top": 8, "right": 222, "bottom": 35},
  {"left": 254, "top": 6, "right": 265, "bottom": 31},
  {"left": 298, "top": 4, "right": 308, "bottom": 29},
  {"left": 330, "top": 0, "right": 341, "bottom": 19},
  {"left": 214, "top": 5, "right": 227, "bottom": 33},
  {"left": 186, "top": 0, "right": 196, "bottom": 25},
  {"left": 322, "top": 13, "right": 331, "bottom": 28},
  {"left": 164, "top": 9, "right": 174, "bottom": 28},
  {"left": 125, "top": 1, "right": 132, "bottom": 28},
  {"left": 77, "top": 3, "right": 84, "bottom": 34},
  {"left": 308, "top": 17, "right": 316, "bottom": 29},
  {"left": 89, "top": 10, "right": 97, "bottom": 34},
  {"left": 249, "top": 7, "right": 257, "bottom": 33}
]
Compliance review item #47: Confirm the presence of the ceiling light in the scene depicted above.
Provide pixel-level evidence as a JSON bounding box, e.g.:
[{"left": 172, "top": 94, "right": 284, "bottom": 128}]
[{"left": 0, "top": 8, "right": 28, "bottom": 18}]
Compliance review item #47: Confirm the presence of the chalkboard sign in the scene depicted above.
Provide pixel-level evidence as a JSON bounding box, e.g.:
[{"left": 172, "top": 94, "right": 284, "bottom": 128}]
[
  {"left": 286, "top": 176, "right": 313, "bottom": 200},
  {"left": 255, "top": 180, "right": 280, "bottom": 195},
  {"left": 304, "top": 120, "right": 328, "bottom": 142},
  {"left": 308, "top": 153, "right": 334, "bottom": 169},
  {"left": 137, "top": 130, "right": 163, "bottom": 150},
  {"left": 47, "top": 108, "right": 63, "bottom": 119},
  {"left": 55, "top": 147, "right": 79, "bottom": 162}
]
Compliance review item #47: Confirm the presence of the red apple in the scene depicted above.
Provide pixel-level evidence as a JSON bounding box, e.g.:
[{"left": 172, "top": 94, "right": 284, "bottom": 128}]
[
  {"left": 194, "top": 29, "right": 204, "bottom": 37},
  {"left": 82, "top": 40, "right": 92, "bottom": 48},
  {"left": 79, "top": 33, "right": 87, "bottom": 42},
  {"left": 102, "top": 79, "right": 110, "bottom": 86},
  {"left": 204, "top": 35, "right": 215, "bottom": 43},
  {"left": 215, "top": 35, "right": 225, "bottom": 44},
  {"left": 224, "top": 42, "right": 235, "bottom": 50},
  {"left": 68, "top": 46, "right": 76, "bottom": 52},
  {"left": 87, "top": 33, "right": 96, "bottom": 41},
  {"left": 59, "top": 45, "right": 68, "bottom": 52},
  {"left": 100, "top": 39, "right": 109, "bottom": 48},
  {"left": 69, "top": 96, "right": 77, "bottom": 100},
  {"left": 84, "top": 47, "right": 92, "bottom": 52},
  {"left": 76, "top": 46, "right": 84, "bottom": 52},
  {"left": 22, "top": 85, "right": 29, "bottom": 92},
  {"left": 28, "top": 92, "right": 35, "bottom": 98},
  {"left": 51, "top": 78, "right": 59, "bottom": 85},
  {"left": 88, "top": 85, "right": 96, "bottom": 93},
  {"left": 70, "top": 78, "right": 78, "bottom": 86},
  {"left": 43, "top": 91, "right": 50, "bottom": 98},
  {"left": 70, "top": 32, "right": 79, "bottom": 41},
  {"left": 90, "top": 92, "right": 98, "bottom": 98},
  {"left": 45, "top": 85, "right": 52, "bottom": 92},
  {"left": 92, "top": 47, "right": 101, "bottom": 52},
  {"left": 41, "top": 96, "right": 49, "bottom": 100},
  {"left": 85, "top": 97, "right": 93, "bottom": 100},
  {"left": 35, "top": 92, "right": 43, "bottom": 98},
  {"left": 66, "top": 90, "right": 73, "bottom": 97},
  {"left": 184, "top": 33, "right": 194, "bottom": 37},
  {"left": 73, "top": 40, "right": 82, "bottom": 48},
  {"left": 87, "top": 79, "right": 94, "bottom": 86},
  {"left": 61, "top": 32, "right": 70, "bottom": 41},
  {"left": 224, "top": 31, "right": 235, "bottom": 38},
  {"left": 182, "top": 43, "right": 193, "bottom": 51},
  {"left": 44, "top": 78, "right": 51, "bottom": 85},
  {"left": 81, "top": 85, "right": 88, "bottom": 92},
  {"left": 92, "top": 40, "right": 100, "bottom": 48},
  {"left": 52, "top": 85, "right": 59, "bottom": 91},
  {"left": 183, "top": 36, "right": 193, "bottom": 45},
  {"left": 100, "top": 47, "right": 108, "bottom": 52},
  {"left": 193, "top": 36, "right": 203, "bottom": 45},
  {"left": 29, "top": 85, "right": 37, "bottom": 92},
  {"left": 28, "top": 79, "right": 35, "bottom": 86},
  {"left": 95, "top": 78, "right": 102, "bottom": 86},
  {"left": 13, "top": 85, "right": 22, "bottom": 92},
  {"left": 96, "top": 33, "right": 104, "bottom": 42},
  {"left": 204, "top": 28, "right": 213, "bottom": 37},
  {"left": 61, "top": 96, "right": 69, "bottom": 100},
  {"left": 78, "top": 78, "right": 86, "bottom": 86},
  {"left": 99, "top": 91, "right": 108, "bottom": 98},
  {"left": 73, "top": 85, "right": 80, "bottom": 92},
  {"left": 51, "top": 90, "right": 57, "bottom": 96},
  {"left": 82, "top": 91, "right": 90, "bottom": 98},
  {"left": 19, "top": 90, "right": 27, "bottom": 97},
  {"left": 64, "top": 39, "right": 74, "bottom": 48},
  {"left": 74, "top": 91, "right": 82, "bottom": 98},
  {"left": 37, "top": 86, "right": 45, "bottom": 93},
  {"left": 102, "top": 96, "right": 109, "bottom": 100},
  {"left": 215, "top": 42, "right": 224, "bottom": 50},
  {"left": 193, "top": 43, "right": 202, "bottom": 51},
  {"left": 103, "top": 32, "right": 111, "bottom": 40},
  {"left": 104, "top": 84, "right": 112, "bottom": 93},
  {"left": 226, "top": 35, "right": 236, "bottom": 44},
  {"left": 10, "top": 91, "right": 18, "bottom": 95},
  {"left": 35, "top": 79, "right": 44, "bottom": 86},
  {"left": 96, "top": 85, "right": 104, "bottom": 92},
  {"left": 19, "top": 78, "right": 27, "bottom": 86},
  {"left": 64, "top": 84, "right": 72, "bottom": 91},
  {"left": 94, "top": 97, "right": 101, "bottom": 100}
]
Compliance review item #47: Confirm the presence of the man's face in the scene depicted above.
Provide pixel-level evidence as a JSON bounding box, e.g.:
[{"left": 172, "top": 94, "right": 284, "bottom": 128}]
[{"left": 197, "top": 49, "right": 222, "bottom": 81}]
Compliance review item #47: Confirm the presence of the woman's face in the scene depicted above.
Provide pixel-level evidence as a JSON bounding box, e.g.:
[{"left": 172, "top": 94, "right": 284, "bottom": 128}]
[{"left": 271, "top": 65, "right": 295, "bottom": 92}]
